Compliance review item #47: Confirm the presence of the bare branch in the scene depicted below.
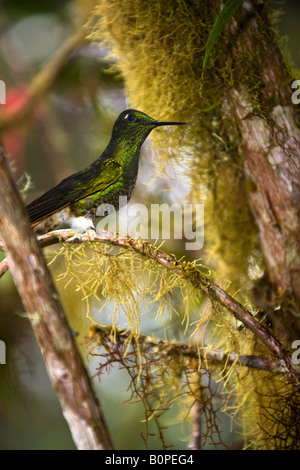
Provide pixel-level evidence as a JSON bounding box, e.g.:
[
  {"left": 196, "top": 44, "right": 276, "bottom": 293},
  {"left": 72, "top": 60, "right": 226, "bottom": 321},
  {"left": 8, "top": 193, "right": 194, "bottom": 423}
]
[
  {"left": 0, "top": 258, "right": 8, "bottom": 278},
  {"left": 0, "top": 149, "right": 113, "bottom": 450}
]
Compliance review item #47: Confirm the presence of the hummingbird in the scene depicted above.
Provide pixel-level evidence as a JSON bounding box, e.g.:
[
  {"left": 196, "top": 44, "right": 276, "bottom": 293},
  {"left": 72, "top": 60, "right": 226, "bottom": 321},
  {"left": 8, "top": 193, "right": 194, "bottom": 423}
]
[{"left": 26, "top": 109, "right": 185, "bottom": 235}]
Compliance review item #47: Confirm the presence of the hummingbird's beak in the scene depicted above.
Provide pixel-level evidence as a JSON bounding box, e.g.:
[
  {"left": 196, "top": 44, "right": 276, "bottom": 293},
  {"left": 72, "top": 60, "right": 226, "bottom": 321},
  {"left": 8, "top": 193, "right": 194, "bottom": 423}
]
[{"left": 154, "top": 120, "right": 186, "bottom": 127}]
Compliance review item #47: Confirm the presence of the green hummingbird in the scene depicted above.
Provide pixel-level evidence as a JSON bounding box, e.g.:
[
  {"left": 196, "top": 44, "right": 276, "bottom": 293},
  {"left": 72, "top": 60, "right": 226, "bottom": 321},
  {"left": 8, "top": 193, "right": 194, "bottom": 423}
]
[{"left": 26, "top": 109, "right": 185, "bottom": 235}]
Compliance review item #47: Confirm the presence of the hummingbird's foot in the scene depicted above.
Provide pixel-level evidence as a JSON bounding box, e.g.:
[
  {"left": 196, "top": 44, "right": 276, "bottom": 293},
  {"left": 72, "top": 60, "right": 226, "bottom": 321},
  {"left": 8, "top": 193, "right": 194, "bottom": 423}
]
[
  {"left": 86, "top": 226, "right": 101, "bottom": 236},
  {"left": 68, "top": 326, "right": 79, "bottom": 338},
  {"left": 83, "top": 226, "right": 101, "bottom": 239}
]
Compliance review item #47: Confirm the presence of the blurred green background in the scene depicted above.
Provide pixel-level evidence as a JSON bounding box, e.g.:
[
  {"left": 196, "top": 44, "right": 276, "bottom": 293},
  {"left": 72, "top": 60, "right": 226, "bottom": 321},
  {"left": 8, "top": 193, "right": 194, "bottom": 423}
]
[{"left": 0, "top": 0, "right": 299, "bottom": 450}]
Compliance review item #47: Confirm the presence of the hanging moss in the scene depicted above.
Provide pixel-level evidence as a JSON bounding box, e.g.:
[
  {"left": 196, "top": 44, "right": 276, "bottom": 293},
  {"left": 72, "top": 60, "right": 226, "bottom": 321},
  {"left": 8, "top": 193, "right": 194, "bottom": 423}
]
[
  {"left": 86, "top": 0, "right": 270, "bottom": 295},
  {"left": 45, "top": 239, "right": 277, "bottom": 446},
  {"left": 238, "top": 364, "right": 300, "bottom": 449}
]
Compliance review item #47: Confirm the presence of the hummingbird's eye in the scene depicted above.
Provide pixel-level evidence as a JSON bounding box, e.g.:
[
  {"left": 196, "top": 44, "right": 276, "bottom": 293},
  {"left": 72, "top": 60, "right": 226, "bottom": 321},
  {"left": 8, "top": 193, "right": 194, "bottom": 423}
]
[{"left": 124, "top": 113, "right": 138, "bottom": 123}]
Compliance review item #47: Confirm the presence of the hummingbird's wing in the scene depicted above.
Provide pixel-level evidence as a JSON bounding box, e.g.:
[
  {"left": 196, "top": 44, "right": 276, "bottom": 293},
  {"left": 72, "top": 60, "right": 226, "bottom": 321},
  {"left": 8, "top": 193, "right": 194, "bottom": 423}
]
[{"left": 26, "top": 159, "right": 122, "bottom": 225}]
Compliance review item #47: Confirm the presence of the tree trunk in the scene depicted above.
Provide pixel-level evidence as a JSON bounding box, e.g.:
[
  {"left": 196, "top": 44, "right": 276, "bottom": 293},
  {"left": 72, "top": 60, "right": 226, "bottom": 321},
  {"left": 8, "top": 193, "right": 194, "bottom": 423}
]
[
  {"left": 0, "top": 148, "right": 114, "bottom": 450},
  {"left": 228, "top": 1, "right": 300, "bottom": 304}
]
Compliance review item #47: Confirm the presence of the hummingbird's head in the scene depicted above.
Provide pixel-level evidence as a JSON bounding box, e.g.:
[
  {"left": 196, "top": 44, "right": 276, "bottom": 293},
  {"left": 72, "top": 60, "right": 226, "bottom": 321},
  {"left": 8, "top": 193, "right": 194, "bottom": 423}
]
[{"left": 112, "top": 109, "right": 186, "bottom": 145}]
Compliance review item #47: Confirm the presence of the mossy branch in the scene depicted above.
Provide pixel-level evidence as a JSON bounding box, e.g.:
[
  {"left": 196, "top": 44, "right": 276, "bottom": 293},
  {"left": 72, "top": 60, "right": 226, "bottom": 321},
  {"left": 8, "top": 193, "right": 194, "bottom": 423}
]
[
  {"left": 90, "top": 324, "right": 287, "bottom": 375},
  {"left": 11, "top": 227, "right": 297, "bottom": 381}
]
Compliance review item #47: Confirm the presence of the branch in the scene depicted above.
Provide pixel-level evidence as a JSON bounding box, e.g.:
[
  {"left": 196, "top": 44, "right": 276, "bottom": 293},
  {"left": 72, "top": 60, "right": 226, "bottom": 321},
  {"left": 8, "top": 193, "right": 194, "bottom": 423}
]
[
  {"left": 90, "top": 325, "right": 287, "bottom": 375},
  {"left": 0, "top": 148, "right": 113, "bottom": 450},
  {"left": 0, "top": 258, "right": 8, "bottom": 277},
  {"left": 35, "top": 229, "right": 299, "bottom": 379}
]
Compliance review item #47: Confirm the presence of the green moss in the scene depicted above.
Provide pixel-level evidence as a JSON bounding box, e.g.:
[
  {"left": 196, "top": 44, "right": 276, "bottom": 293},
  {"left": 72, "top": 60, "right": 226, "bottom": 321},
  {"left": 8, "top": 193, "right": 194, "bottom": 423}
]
[
  {"left": 237, "top": 363, "right": 300, "bottom": 450},
  {"left": 87, "top": 0, "right": 268, "bottom": 297}
]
